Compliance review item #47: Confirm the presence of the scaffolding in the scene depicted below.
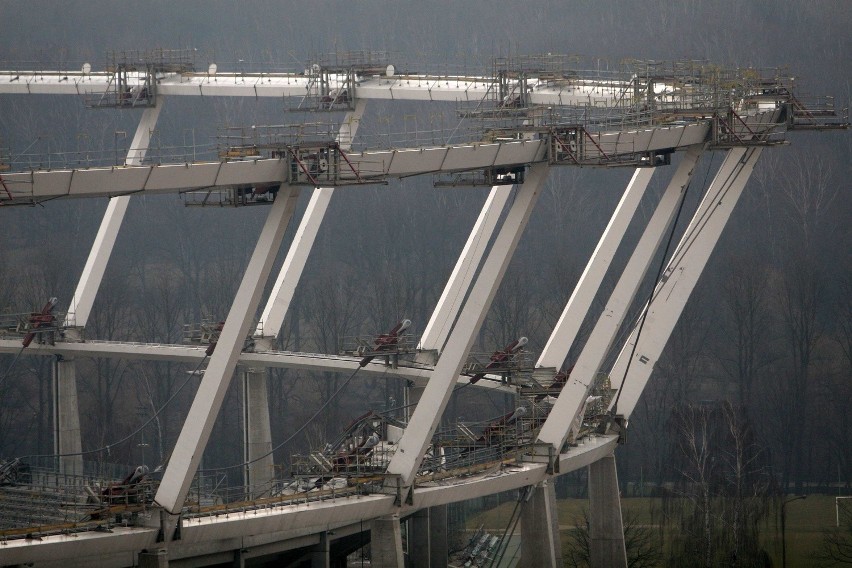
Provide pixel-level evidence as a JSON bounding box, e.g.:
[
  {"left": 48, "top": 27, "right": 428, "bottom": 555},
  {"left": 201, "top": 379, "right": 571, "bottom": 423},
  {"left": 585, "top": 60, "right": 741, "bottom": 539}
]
[
  {"left": 340, "top": 330, "right": 418, "bottom": 366},
  {"left": 86, "top": 49, "right": 195, "bottom": 108},
  {"left": 285, "top": 51, "right": 391, "bottom": 113},
  {"left": 462, "top": 347, "right": 535, "bottom": 385},
  {"left": 0, "top": 307, "right": 68, "bottom": 345}
]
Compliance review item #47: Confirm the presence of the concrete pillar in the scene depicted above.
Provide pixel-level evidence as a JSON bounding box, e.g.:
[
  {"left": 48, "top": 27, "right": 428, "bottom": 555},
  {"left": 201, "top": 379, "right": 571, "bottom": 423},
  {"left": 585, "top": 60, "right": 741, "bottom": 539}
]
[
  {"left": 138, "top": 549, "right": 168, "bottom": 568},
  {"left": 311, "top": 531, "right": 330, "bottom": 568},
  {"left": 588, "top": 455, "right": 627, "bottom": 568},
  {"left": 429, "top": 505, "right": 448, "bottom": 568},
  {"left": 410, "top": 508, "right": 430, "bottom": 568},
  {"left": 233, "top": 548, "right": 245, "bottom": 568},
  {"left": 519, "top": 480, "right": 562, "bottom": 568},
  {"left": 371, "top": 515, "right": 404, "bottom": 568},
  {"left": 243, "top": 367, "right": 274, "bottom": 498},
  {"left": 53, "top": 356, "right": 83, "bottom": 476}
]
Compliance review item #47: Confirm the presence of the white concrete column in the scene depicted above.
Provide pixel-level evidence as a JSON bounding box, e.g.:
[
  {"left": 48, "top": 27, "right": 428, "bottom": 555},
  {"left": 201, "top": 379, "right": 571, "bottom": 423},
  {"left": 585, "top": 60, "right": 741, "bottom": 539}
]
[
  {"left": 371, "top": 515, "right": 404, "bottom": 568},
  {"left": 519, "top": 480, "right": 562, "bottom": 568},
  {"left": 409, "top": 505, "right": 448, "bottom": 568},
  {"left": 56, "top": 103, "right": 162, "bottom": 477},
  {"left": 536, "top": 146, "right": 703, "bottom": 449},
  {"left": 610, "top": 147, "right": 762, "bottom": 420},
  {"left": 255, "top": 100, "right": 366, "bottom": 340},
  {"left": 419, "top": 185, "right": 513, "bottom": 354},
  {"left": 65, "top": 101, "right": 163, "bottom": 328},
  {"left": 537, "top": 167, "right": 655, "bottom": 370},
  {"left": 410, "top": 508, "right": 432, "bottom": 568},
  {"left": 310, "top": 531, "right": 330, "bottom": 568},
  {"left": 242, "top": 367, "right": 274, "bottom": 497},
  {"left": 428, "top": 505, "right": 448, "bottom": 568},
  {"left": 155, "top": 186, "right": 302, "bottom": 514},
  {"left": 53, "top": 356, "right": 82, "bottom": 475},
  {"left": 588, "top": 455, "right": 627, "bottom": 568},
  {"left": 387, "top": 164, "right": 550, "bottom": 488}
]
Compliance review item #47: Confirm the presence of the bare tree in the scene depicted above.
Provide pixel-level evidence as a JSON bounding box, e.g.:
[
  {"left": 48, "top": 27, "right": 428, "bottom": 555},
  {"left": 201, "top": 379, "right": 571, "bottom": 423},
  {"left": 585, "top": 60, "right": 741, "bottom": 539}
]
[
  {"left": 719, "top": 255, "right": 774, "bottom": 411},
  {"left": 774, "top": 255, "right": 824, "bottom": 492},
  {"left": 563, "top": 507, "right": 662, "bottom": 568}
]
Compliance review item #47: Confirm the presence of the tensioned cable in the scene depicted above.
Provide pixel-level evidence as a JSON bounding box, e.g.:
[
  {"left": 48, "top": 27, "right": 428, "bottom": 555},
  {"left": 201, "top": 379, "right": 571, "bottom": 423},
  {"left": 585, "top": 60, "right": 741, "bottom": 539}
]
[
  {"left": 18, "top": 354, "right": 209, "bottom": 460},
  {"left": 486, "top": 486, "right": 530, "bottom": 568},
  {"left": 203, "top": 365, "right": 502, "bottom": 475},
  {"left": 610, "top": 152, "right": 713, "bottom": 414},
  {"left": 612, "top": 148, "right": 753, "bottom": 413},
  {"left": 0, "top": 344, "right": 26, "bottom": 390},
  {"left": 201, "top": 365, "right": 363, "bottom": 473}
]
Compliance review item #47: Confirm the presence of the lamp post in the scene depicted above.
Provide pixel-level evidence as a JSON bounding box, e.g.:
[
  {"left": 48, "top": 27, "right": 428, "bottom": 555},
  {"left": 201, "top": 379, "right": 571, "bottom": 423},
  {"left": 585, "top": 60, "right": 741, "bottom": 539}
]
[{"left": 782, "top": 494, "right": 807, "bottom": 568}]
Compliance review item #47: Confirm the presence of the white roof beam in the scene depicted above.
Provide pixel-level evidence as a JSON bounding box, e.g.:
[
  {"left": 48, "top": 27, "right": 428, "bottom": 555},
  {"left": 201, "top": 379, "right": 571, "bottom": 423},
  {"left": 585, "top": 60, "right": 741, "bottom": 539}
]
[
  {"left": 386, "top": 163, "right": 550, "bottom": 488},
  {"left": 537, "top": 166, "right": 656, "bottom": 370},
  {"left": 64, "top": 100, "right": 163, "bottom": 327},
  {"left": 608, "top": 147, "right": 762, "bottom": 420},
  {"left": 256, "top": 100, "right": 367, "bottom": 340},
  {"left": 155, "top": 186, "right": 302, "bottom": 514},
  {"left": 535, "top": 145, "right": 704, "bottom": 448}
]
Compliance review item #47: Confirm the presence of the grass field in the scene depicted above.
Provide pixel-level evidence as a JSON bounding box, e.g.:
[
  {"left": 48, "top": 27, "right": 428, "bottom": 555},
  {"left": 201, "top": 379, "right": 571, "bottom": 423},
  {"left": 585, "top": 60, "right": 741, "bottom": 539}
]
[{"left": 467, "top": 494, "right": 844, "bottom": 566}]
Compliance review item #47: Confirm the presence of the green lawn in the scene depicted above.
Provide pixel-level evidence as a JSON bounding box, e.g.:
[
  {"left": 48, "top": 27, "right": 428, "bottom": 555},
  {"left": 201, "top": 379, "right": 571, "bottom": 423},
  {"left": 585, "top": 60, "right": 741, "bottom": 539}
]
[{"left": 466, "top": 494, "right": 843, "bottom": 567}]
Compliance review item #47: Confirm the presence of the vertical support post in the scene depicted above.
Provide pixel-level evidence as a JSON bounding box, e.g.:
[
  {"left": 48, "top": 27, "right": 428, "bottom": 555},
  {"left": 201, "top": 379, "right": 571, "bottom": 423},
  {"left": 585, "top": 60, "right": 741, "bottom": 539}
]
[
  {"left": 519, "top": 480, "right": 562, "bottom": 568},
  {"left": 409, "top": 506, "right": 447, "bottom": 568},
  {"left": 53, "top": 356, "right": 82, "bottom": 475},
  {"left": 418, "top": 185, "right": 513, "bottom": 355},
  {"left": 537, "top": 167, "right": 655, "bottom": 369},
  {"left": 387, "top": 164, "right": 549, "bottom": 488},
  {"left": 428, "top": 505, "right": 448, "bottom": 568},
  {"left": 242, "top": 367, "right": 273, "bottom": 497},
  {"left": 410, "top": 508, "right": 432, "bottom": 568},
  {"left": 609, "top": 147, "right": 762, "bottom": 419},
  {"left": 588, "top": 455, "right": 628, "bottom": 568},
  {"left": 310, "top": 531, "right": 331, "bottom": 568},
  {"left": 155, "top": 186, "right": 301, "bottom": 514},
  {"left": 244, "top": 102, "right": 365, "bottom": 506},
  {"left": 535, "top": 146, "right": 703, "bottom": 448},
  {"left": 371, "top": 515, "right": 405, "bottom": 568},
  {"left": 55, "top": 101, "right": 162, "bottom": 476}
]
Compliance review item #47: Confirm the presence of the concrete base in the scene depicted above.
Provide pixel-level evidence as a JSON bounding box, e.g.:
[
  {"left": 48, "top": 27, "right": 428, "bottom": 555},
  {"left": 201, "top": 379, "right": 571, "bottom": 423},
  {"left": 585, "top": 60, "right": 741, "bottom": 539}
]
[
  {"left": 54, "top": 357, "right": 83, "bottom": 475},
  {"left": 588, "top": 454, "right": 627, "bottom": 568},
  {"left": 371, "top": 515, "right": 404, "bottom": 568},
  {"left": 409, "top": 505, "right": 448, "bottom": 568},
  {"left": 519, "top": 480, "right": 562, "bottom": 568},
  {"left": 138, "top": 549, "right": 168, "bottom": 568},
  {"left": 243, "top": 368, "right": 274, "bottom": 497}
]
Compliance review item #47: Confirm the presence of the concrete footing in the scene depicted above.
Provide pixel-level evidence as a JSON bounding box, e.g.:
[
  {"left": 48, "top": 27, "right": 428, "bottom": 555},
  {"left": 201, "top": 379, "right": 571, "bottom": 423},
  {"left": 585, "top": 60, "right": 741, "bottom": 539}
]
[
  {"left": 588, "top": 454, "right": 627, "bottom": 568},
  {"left": 138, "top": 549, "right": 168, "bottom": 568},
  {"left": 519, "top": 480, "right": 562, "bottom": 568}
]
